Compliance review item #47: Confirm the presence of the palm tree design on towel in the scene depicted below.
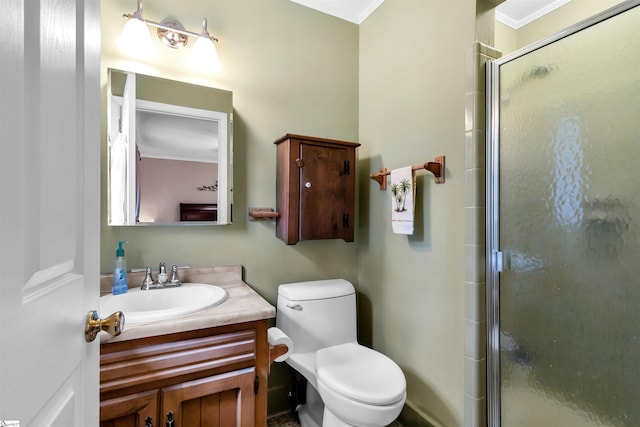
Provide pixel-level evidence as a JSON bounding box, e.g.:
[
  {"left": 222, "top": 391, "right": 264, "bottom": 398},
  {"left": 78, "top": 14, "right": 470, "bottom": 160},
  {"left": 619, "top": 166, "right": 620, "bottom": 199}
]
[{"left": 391, "top": 178, "right": 412, "bottom": 212}]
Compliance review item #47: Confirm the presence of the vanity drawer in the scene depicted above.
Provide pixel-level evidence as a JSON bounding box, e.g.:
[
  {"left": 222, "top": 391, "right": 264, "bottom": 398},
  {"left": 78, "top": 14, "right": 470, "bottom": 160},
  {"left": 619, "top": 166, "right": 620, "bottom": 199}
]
[{"left": 100, "top": 325, "right": 256, "bottom": 399}]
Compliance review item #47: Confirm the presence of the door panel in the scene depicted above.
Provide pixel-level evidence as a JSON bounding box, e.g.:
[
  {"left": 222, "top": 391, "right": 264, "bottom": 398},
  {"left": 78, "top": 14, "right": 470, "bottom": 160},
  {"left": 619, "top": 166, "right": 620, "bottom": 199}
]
[
  {"left": 161, "top": 368, "right": 255, "bottom": 427},
  {"left": 0, "top": 0, "right": 100, "bottom": 425},
  {"left": 488, "top": 3, "right": 640, "bottom": 426},
  {"left": 100, "top": 390, "right": 159, "bottom": 427},
  {"left": 299, "top": 144, "right": 347, "bottom": 240}
]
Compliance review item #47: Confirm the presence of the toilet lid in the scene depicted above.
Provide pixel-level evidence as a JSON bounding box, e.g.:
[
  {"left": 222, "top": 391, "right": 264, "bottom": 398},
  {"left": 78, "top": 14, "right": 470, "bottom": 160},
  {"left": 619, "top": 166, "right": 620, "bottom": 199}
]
[{"left": 315, "top": 343, "right": 406, "bottom": 406}]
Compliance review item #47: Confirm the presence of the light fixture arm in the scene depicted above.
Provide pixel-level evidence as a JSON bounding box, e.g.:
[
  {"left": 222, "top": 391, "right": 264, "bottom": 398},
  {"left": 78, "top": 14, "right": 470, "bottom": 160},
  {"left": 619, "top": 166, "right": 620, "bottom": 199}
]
[
  {"left": 131, "top": 0, "right": 144, "bottom": 20},
  {"left": 123, "top": 0, "right": 218, "bottom": 44},
  {"left": 200, "top": 18, "right": 210, "bottom": 37}
]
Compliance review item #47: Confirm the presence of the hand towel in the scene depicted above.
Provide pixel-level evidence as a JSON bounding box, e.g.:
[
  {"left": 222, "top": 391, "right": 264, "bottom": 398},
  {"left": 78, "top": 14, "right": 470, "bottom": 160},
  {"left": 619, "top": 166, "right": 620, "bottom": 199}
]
[{"left": 390, "top": 166, "right": 415, "bottom": 235}]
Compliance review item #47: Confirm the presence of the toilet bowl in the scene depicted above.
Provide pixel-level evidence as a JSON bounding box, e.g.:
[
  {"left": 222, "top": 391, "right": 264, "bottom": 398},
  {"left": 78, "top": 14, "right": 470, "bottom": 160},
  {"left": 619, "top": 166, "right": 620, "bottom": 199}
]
[
  {"left": 316, "top": 343, "right": 406, "bottom": 426},
  {"left": 276, "top": 279, "right": 406, "bottom": 427}
]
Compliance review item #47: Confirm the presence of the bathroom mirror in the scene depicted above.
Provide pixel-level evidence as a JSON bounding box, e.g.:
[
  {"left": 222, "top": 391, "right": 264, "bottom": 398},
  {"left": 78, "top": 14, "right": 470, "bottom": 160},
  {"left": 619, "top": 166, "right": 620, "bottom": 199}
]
[{"left": 107, "top": 69, "right": 233, "bottom": 226}]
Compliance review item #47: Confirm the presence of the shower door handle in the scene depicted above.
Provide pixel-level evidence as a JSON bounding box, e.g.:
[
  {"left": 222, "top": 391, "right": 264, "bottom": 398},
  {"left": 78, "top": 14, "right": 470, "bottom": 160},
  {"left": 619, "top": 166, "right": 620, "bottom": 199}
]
[{"left": 494, "top": 250, "right": 512, "bottom": 272}]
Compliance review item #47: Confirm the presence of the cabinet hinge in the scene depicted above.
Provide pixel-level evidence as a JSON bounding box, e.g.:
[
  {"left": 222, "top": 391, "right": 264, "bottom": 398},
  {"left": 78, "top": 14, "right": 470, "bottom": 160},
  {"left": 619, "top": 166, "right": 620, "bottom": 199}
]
[
  {"left": 343, "top": 213, "right": 349, "bottom": 228},
  {"left": 254, "top": 375, "right": 259, "bottom": 394},
  {"left": 344, "top": 160, "right": 350, "bottom": 175}
]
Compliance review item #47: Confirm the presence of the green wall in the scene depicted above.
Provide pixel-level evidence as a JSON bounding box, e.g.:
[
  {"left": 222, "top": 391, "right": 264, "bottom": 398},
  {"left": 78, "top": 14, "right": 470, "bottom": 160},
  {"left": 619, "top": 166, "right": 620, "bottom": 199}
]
[
  {"left": 101, "top": 0, "right": 360, "bottom": 302},
  {"left": 358, "top": 1, "right": 475, "bottom": 425}
]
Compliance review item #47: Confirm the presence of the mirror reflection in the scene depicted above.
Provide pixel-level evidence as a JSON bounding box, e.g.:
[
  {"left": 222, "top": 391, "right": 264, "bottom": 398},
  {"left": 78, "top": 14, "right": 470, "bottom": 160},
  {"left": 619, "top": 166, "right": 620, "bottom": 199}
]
[{"left": 107, "top": 69, "right": 233, "bottom": 225}]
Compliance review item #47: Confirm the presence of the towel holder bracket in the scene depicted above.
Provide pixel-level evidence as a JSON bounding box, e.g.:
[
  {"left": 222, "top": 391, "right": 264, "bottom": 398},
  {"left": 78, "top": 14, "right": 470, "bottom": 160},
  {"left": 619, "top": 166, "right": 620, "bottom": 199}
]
[{"left": 370, "top": 155, "right": 445, "bottom": 190}]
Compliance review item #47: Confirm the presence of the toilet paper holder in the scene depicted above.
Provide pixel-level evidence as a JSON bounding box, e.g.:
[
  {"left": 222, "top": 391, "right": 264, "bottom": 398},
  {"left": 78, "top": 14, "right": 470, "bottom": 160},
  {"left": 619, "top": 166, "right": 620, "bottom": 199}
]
[
  {"left": 267, "top": 327, "right": 292, "bottom": 370},
  {"left": 270, "top": 343, "right": 289, "bottom": 364}
]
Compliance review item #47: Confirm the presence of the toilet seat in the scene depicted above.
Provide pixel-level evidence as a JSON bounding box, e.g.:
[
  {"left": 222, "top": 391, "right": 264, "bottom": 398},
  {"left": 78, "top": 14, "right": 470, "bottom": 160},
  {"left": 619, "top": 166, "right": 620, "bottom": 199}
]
[{"left": 315, "top": 342, "right": 406, "bottom": 406}]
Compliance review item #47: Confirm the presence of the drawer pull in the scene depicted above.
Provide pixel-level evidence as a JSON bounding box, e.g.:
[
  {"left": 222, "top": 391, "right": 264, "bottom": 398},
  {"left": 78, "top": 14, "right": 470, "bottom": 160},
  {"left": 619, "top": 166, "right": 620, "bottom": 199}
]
[{"left": 145, "top": 416, "right": 153, "bottom": 427}]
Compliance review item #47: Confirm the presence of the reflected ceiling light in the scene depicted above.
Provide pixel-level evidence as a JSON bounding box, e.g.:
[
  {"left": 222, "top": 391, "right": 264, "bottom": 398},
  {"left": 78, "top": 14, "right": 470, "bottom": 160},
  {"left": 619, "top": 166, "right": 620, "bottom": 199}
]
[{"left": 119, "top": 0, "right": 221, "bottom": 71}]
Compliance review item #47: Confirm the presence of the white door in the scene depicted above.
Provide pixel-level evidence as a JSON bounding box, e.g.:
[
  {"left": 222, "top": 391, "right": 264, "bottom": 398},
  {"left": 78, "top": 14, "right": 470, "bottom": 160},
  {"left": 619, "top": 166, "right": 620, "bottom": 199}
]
[
  {"left": 108, "top": 71, "right": 136, "bottom": 225},
  {"left": 123, "top": 71, "right": 137, "bottom": 224},
  {"left": 0, "top": 1, "right": 101, "bottom": 425}
]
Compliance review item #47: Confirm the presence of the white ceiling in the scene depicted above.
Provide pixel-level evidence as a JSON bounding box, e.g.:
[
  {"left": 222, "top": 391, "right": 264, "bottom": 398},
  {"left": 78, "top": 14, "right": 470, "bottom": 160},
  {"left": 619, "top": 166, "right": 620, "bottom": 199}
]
[
  {"left": 495, "top": 0, "right": 571, "bottom": 29},
  {"left": 290, "top": 0, "right": 385, "bottom": 24},
  {"left": 290, "top": 0, "right": 572, "bottom": 27}
]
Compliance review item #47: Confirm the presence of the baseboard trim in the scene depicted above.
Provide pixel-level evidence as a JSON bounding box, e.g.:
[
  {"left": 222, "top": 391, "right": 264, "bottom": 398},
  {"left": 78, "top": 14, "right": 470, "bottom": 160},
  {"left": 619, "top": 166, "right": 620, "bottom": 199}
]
[{"left": 398, "top": 400, "right": 442, "bottom": 427}]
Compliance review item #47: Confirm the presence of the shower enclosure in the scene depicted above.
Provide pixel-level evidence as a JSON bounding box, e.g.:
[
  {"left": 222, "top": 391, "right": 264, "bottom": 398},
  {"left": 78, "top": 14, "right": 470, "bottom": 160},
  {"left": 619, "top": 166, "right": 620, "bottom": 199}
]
[{"left": 486, "top": 2, "right": 640, "bottom": 426}]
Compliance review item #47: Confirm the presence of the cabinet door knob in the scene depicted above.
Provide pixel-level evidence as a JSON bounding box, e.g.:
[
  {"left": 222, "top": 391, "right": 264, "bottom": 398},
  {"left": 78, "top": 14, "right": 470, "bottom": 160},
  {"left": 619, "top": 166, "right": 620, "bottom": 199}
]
[
  {"left": 305, "top": 182, "right": 312, "bottom": 188},
  {"left": 145, "top": 416, "right": 153, "bottom": 427}
]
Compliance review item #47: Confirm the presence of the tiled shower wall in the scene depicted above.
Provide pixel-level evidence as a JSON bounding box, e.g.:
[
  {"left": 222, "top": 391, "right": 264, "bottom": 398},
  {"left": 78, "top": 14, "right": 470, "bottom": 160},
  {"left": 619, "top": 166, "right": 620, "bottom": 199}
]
[{"left": 464, "top": 42, "right": 500, "bottom": 427}]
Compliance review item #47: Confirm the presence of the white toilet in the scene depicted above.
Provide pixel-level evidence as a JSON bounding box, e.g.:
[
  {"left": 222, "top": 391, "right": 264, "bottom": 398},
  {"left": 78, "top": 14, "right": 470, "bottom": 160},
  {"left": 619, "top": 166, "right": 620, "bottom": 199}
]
[{"left": 276, "top": 279, "right": 406, "bottom": 427}]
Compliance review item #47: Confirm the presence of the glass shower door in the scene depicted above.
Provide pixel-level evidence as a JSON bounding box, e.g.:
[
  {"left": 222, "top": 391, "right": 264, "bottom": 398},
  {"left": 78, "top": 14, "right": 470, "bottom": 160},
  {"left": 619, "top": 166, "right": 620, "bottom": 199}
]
[{"left": 487, "top": 3, "right": 640, "bottom": 426}]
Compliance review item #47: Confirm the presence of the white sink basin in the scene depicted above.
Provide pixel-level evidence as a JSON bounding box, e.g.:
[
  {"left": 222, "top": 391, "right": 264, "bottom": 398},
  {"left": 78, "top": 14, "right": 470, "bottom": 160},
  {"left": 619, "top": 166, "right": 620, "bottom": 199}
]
[{"left": 100, "top": 283, "right": 228, "bottom": 325}]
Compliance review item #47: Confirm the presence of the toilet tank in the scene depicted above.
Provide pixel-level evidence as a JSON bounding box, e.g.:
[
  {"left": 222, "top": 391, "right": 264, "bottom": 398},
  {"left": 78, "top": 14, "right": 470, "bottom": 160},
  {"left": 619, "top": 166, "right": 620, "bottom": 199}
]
[{"left": 276, "top": 279, "right": 357, "bottom": 354}]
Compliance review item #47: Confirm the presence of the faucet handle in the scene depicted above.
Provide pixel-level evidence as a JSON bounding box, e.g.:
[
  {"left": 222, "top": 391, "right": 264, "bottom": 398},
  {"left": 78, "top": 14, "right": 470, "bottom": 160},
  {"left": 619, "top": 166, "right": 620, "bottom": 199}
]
[
  {"left": 157, "top": 262, "right": 168, "bottom": 285},
  {"left": 169, "top": 265, "right": 182, "bottom": 286},
  {"left": 142, "top": 266, "right": 154, "bottom": 290}
]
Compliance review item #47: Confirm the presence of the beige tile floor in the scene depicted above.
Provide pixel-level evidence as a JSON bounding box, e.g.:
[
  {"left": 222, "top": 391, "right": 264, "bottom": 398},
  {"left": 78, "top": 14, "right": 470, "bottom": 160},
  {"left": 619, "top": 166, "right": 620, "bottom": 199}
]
[{"left": 267, "top": 411, "right": 301, "bottom": 427}]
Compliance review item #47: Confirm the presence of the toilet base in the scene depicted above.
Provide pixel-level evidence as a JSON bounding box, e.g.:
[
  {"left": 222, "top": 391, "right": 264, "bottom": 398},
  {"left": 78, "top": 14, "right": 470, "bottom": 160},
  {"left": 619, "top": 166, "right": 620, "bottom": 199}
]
[
  {"left": 322, "top": 408, "right": 355, "bottom": 427},
  {"left": 296, "top": 382, "right": 324, "bottom": 427},
  {"left": 297, "top": 382, "right": 385, "bottom": 427}
]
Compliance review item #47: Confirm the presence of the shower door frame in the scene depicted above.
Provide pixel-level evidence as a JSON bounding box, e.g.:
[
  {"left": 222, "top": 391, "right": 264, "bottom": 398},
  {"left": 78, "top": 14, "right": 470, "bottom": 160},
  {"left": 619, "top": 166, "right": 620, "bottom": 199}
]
[{"left": 485, "top": 1, "right": 640, "bottom": 425}]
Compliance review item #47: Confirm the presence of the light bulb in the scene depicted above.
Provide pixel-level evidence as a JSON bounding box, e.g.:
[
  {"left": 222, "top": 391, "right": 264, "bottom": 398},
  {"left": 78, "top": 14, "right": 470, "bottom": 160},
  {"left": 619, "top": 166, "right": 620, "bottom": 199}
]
[
  {"left": 116, "top": 12, "right": 155, "bottom": 59},
  {"left": 188, "top": 36, "right": 221, "bottom": 72},
  {"left": 187, "top": 19, "right": 221, "bottom": 72}
]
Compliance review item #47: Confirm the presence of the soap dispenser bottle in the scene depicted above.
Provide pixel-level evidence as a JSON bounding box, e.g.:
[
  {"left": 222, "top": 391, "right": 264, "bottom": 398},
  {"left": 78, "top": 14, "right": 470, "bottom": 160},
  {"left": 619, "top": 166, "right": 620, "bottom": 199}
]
[{"left": 112, "top": 241, "right": 129, "bottom": 295}]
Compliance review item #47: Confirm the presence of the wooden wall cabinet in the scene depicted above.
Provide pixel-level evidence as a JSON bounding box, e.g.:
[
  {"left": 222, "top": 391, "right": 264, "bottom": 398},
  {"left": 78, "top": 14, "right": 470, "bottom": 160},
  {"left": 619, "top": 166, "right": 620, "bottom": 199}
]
[
  {"left": 275, "top": 134, "right": 360, "bottom": 245},
  {"left": 100, "top": 321, "right": 269, "bottom": 427}
]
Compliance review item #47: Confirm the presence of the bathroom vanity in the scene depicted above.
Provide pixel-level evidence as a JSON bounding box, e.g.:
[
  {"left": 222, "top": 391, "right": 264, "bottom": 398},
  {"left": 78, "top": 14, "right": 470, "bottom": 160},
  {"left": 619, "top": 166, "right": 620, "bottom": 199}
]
[{"left": 99, "top": 266, "right": 276, "bottom": 427}]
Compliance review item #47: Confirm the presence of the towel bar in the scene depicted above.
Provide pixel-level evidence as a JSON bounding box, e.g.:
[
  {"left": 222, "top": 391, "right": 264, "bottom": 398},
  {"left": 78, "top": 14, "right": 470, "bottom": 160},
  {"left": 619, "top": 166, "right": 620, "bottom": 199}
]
[
  {"left": 248, "top": 207, "right": 280, "bottom": 220},
  {"left": 370, "top": 156, "right": 445, "bottom": 190}
]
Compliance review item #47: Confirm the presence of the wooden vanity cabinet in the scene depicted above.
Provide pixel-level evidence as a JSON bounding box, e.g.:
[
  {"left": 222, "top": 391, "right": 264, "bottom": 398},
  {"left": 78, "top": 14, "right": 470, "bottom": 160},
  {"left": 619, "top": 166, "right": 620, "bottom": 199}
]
[
  {"left": 100, "top": 320, "right": 269, "bottom": 427},
  {"left": 100, "top": 389, "right": 159, "bottom": 427},
  {"left": 275, "top": 134, "right": 360, "bottom": 245}
]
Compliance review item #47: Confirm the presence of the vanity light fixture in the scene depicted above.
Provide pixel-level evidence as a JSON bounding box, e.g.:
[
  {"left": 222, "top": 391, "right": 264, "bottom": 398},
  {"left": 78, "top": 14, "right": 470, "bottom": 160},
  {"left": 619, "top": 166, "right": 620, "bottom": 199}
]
[{"left": 119, "top": 0, "right": 221, "bottom": 71}]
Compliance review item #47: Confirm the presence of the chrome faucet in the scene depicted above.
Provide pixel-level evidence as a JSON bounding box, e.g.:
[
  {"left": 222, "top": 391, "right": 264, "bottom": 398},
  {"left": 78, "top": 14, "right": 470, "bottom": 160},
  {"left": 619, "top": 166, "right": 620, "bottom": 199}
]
[
  {"left": 141, "top": 266, "right": 155, "bottom": 290},
  {"left": 140, "top": 263, "right": 187, "bottom": 290},
  {"left": 169, "top": 264, "right": 182, "bottom": 287},
  {"left": 157, "top": 262, "right": 168, "bottom": 286}
]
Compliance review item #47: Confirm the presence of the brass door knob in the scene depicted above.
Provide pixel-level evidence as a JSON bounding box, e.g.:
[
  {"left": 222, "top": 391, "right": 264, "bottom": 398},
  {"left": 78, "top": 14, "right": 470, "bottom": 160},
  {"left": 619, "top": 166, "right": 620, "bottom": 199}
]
[{"left": 84, "top": 310, "right": 125, "bottom": 342}]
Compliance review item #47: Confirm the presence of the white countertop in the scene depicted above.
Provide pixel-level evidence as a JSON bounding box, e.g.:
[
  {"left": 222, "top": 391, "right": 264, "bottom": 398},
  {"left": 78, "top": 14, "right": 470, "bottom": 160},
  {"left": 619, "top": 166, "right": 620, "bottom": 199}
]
[{"left": 100, "top": 265, "right": 275, "bottom": 344}]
